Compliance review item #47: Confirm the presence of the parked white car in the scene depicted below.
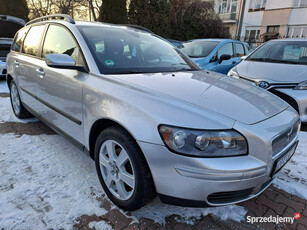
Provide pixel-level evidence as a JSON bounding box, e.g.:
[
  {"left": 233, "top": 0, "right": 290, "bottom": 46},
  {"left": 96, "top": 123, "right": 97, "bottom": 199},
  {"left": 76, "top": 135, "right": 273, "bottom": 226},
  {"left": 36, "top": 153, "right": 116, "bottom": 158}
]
[
  {"left": 0, "top": 15, "right": 25, "bottom": 77},
  {"left": 228, "top": 39, "right": 307, "bottom": 124}
]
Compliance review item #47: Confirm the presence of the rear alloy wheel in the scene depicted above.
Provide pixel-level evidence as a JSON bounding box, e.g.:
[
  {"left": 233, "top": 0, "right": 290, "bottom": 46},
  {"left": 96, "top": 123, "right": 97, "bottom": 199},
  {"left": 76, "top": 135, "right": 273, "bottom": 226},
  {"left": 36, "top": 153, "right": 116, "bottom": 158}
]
[
  {"left": 9, "top": 80, "right": 32, "bottom": 118},
  {"left": 95, "top": 126, "right": 156, "bottom": 210}
]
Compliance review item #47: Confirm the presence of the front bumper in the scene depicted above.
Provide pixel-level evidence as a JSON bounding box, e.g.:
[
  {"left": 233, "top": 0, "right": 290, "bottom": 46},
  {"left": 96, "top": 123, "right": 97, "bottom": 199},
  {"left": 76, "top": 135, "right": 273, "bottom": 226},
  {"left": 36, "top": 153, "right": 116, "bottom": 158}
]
[{"left": 138, "top": 107, "right": 300, "bottom": 207}]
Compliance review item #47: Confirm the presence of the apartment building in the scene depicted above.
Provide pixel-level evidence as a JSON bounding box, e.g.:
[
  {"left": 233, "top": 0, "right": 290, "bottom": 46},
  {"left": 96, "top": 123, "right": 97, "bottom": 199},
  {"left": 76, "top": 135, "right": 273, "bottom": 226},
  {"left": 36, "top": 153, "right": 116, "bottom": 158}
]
[
  {"left": 241, "top": 0, "right": 307, "bottom": 43},
  {"left": 214, "top": 0, "right": 244, "bottom": 38},
  {"left": 212, "top": 0, "right": 307, "bottom": 45}
]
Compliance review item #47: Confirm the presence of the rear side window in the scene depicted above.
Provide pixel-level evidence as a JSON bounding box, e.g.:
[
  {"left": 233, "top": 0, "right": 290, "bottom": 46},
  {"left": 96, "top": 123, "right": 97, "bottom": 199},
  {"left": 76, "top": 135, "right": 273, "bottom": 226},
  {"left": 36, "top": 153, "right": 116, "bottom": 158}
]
[
  {"left": 11, "top": 28, "right": 29, "bottom": 52},
  {"left": 23, "top": 25, "right": 45, "bottom": 57},
  {"left": 234, "top": 43, "right": 245, "bottom": 57},
  {"left": 42, "top": 25, "right": 81, "bottom": 64},
  {"left": 244, "top": 45, "right": 250, "bottom": 54}
]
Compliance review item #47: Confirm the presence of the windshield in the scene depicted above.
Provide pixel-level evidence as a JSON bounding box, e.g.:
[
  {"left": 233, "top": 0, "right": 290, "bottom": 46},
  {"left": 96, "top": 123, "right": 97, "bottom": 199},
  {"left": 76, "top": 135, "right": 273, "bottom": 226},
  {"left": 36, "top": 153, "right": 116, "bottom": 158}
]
[
  {"left": 78, "top": 26, "right": 198, "bottom": 74},
  {"left": 178, "top": 41, "right": 219, "bottom": 58},
  {"left": 247, "top": 41, "right": 307, "bottom": 65}
]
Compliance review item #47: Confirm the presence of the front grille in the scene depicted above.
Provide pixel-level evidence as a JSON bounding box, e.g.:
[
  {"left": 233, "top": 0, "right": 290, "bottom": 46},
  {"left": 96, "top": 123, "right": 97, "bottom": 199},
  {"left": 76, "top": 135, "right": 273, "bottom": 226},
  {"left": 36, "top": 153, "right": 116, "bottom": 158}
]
[
  {"left": 272, "top": 121, "right": 300, "bottom": 157},
  {"left": 207, "top": 188, "right": 254, "bottom": 204},
  {"left": 269, "top": 88, "right": 300, "bottom": 113}
]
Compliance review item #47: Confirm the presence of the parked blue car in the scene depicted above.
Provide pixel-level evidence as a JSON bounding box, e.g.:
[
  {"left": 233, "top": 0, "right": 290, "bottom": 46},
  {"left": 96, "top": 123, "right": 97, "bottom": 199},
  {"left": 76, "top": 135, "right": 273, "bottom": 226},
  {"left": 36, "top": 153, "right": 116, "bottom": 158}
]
[{"left": 178, "top": 39, "right": 250, "bottom": 74}]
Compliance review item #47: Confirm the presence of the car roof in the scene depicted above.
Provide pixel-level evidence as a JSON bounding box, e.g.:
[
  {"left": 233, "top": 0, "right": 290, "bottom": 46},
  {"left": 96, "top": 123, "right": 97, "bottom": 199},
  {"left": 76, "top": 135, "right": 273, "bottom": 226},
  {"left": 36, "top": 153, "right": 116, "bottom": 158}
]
[
  {"left": 268, "top": 38, "right": 307, "bottom": 42},
  {"left": 25, "top": 19, "right": 154, "bottom": 36},
  {"left": 186, "top": 39, "right": 240, "bottom": 43},
  {"left": 75, "top": 21, "right": 153, "bottom": 33}
]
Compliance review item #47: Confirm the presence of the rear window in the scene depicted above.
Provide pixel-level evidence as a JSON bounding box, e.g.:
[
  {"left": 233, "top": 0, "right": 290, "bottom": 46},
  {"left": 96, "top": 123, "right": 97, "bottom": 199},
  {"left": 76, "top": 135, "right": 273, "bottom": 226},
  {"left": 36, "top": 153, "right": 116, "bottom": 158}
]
[
  {"left": 11, "top": 27, "right": 29, "bottom": 52},
  {"left": 22, "top": 25, "right": 45, "bottom": 57}
]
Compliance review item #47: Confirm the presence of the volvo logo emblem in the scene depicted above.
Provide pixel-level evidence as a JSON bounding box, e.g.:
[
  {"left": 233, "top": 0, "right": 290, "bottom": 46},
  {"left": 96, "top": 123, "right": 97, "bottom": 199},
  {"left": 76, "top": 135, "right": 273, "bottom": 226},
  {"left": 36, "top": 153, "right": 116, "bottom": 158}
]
[{"left": 258, "top": 81, "right": 270, "bottom": 89}]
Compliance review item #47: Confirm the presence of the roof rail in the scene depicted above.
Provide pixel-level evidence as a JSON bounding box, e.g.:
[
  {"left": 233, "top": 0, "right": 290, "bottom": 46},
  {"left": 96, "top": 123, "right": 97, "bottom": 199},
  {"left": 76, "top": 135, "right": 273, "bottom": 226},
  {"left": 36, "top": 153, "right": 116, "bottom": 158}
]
[{"left": 26, "top": 14, "right": 75, "bottom": 26}]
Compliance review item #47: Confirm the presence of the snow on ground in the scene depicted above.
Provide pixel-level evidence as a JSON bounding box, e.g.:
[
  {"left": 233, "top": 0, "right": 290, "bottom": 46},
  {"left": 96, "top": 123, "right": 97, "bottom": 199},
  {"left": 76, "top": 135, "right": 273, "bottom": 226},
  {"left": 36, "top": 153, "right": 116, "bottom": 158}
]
[
  {"left": 0, "top": 80, "right": 37, "bottom": 123},
  {"left": 0, "top": 134, "right": 108, "bottom": 229},
  {"left": 273, "top": 131, "right": 307, "bottom": 200},
  {"left": 0, "top": 97, "right": 38, "bottom": 123},
  {"left": 0, "top": 80, "right": 9, "bottom": 93},
  {"left": 131, "top": 199, "right": 246, "bottom": 225}
]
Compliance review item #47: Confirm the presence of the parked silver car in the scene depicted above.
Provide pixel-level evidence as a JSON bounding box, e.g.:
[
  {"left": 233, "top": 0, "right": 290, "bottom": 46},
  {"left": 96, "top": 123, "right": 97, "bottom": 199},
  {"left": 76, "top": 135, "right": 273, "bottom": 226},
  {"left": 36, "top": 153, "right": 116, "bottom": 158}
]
[
  {"left": 7, "top": 15, "right": 301, "bottom": 210},
  {"left": 228, "top": 39, "right": 307, "bottom": 124}
]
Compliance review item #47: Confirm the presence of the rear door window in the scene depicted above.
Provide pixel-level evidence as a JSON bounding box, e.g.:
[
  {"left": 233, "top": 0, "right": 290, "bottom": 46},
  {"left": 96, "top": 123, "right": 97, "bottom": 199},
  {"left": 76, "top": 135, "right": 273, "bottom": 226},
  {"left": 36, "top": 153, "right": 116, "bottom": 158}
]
[
  {"left": 234, "top": 43, "right": 245, "bottom": 57},
  {"left": 22, "top": 25, "right": 45, "bottom": 57},
  {"left": 11, "top": 27, "right": 29, "bottom": 52}
]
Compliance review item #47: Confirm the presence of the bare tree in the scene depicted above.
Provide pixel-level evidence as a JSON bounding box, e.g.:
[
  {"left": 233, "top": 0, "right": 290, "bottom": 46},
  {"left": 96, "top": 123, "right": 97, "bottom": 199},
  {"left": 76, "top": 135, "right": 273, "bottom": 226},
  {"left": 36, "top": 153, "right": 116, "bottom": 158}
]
[{"left": 27, "top": 0, "right": 92, "bottom": 20}]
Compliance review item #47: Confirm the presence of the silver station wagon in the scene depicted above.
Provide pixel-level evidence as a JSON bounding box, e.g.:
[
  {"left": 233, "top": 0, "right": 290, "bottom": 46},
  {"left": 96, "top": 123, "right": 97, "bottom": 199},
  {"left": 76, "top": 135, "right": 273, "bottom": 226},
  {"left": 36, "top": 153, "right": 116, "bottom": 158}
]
[{"left": 7, "top": 15, "right": 301, "bottom": 210}]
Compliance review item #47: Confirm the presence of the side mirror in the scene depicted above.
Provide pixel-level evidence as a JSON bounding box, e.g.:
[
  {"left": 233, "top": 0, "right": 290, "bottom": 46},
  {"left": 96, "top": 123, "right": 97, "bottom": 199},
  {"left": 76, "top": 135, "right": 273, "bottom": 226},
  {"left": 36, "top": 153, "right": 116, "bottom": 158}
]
[
  {"left": 46, "top": 54, "right": 76, "bottom": 68},
  {"left": 240, "top": 56, "right": 248, "bottom": 61},
  {"left": 218, "top": 54, "right": 231, "bottom": 64}
]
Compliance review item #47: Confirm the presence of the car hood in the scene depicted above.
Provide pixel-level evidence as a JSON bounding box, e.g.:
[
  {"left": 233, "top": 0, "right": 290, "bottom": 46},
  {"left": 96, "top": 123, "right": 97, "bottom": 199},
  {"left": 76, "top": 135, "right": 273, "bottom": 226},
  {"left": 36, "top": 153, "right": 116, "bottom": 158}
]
[
  {"left": 111, "top": 70, "right": 288, "bottom": 125},
  {"left": 0, "top": 15, "right": 25, "bottom": 38},
  {"left": 236, "top": 61, "right": 307, "bottom": 83}
]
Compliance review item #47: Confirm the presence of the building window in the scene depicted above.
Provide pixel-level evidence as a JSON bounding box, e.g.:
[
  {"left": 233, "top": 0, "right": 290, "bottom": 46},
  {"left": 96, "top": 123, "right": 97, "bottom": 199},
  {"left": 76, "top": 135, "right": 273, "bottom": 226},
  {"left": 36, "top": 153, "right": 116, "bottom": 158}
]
[
  {"left": 218, "top": 0, "right": 238, "bottom": 14},
  {"left": 288, "top": 27, "right": 307, "bottom": 38},
  {"left": 249, "top": 0, "right": 266, "bottom": 11},
  {"left": 293, "top": 0, "right": 307, "bottom": 7},
  {"left": 245, "top": 29, "right": 260, "bottom": 41},
  {"left": 267, "top": 26, "right": 280, "bottom": 33}
]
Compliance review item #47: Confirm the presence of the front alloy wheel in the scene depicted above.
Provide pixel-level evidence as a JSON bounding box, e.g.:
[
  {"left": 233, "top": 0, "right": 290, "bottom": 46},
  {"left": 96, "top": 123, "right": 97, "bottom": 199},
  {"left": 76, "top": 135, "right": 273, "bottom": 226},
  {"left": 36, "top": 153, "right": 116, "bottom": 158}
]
[
  {"left": 95, "top": 126, "right": 156, "bottom": 210},
  {"left": 99, "top": 140, "right": 135, "bottom": 201}
]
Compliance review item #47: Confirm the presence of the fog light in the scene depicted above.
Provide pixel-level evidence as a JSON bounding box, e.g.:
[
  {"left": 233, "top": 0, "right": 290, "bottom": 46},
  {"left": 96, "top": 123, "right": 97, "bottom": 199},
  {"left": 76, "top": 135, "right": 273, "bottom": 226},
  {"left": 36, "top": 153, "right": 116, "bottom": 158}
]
[
  {"left": 172, "top": 131, "right": 186, "bottom": 149},
  {"left": 195, "top": 134, "right": 210, "bottom": 151},
  {"left": 219, "top": 131, "right": 236, "bottom": 149}
]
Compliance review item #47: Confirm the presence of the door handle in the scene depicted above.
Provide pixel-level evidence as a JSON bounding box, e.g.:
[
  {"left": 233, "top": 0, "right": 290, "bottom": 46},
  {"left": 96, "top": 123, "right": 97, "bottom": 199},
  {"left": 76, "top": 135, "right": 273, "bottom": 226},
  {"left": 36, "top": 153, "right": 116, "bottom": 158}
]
[
  {"left": 14, "top": 60, "right": 19, "bottom": 67},
  {"left": 36, "top": 68, "right": 45, "bottom": 78}
]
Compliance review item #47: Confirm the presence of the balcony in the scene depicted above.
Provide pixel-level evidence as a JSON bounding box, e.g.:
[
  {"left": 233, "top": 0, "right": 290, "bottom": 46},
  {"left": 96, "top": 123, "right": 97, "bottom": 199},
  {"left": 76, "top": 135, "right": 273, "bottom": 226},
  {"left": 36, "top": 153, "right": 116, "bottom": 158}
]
[{"left": 218, "top": 13, "right": 237, "bottom": 24}]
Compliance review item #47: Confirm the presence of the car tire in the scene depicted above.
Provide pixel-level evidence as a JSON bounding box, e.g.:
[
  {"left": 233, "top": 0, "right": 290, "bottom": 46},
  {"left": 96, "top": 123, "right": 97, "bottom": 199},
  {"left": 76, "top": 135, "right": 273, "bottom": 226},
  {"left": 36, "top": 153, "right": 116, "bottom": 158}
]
[
  {"left": 9, "top": 80, "right": 32, "bottom": 118},
  {"left": 94, "top": 126, "right": 156, "bottom": 210}
]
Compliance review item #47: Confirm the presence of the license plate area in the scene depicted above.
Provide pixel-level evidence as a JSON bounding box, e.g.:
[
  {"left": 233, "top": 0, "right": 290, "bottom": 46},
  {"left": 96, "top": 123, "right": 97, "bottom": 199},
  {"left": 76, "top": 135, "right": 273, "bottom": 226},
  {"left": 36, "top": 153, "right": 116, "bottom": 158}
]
[{"left": 271, "top": 141, "right": 298, "bottom": 177}]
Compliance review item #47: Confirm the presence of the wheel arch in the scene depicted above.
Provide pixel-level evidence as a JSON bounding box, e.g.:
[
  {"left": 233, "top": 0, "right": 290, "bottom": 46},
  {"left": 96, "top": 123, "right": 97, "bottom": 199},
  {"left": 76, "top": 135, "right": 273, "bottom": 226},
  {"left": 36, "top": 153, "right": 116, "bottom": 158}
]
[{"left": 88, "top": 118, "right": 138, "bottom": 159}]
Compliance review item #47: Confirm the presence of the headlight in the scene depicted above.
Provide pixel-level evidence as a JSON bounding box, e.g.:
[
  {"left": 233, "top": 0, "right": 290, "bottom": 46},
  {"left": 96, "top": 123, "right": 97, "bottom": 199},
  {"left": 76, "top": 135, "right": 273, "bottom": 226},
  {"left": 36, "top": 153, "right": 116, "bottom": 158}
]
[
  {"left": 294, "top": 81, "right": 307, "bottom": 90},
  {"left": 227, "top": 67, "right": 240, "bottom": 79},
  {"left": 158, "top": 125, "right": 248, "bottom": 157}
]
